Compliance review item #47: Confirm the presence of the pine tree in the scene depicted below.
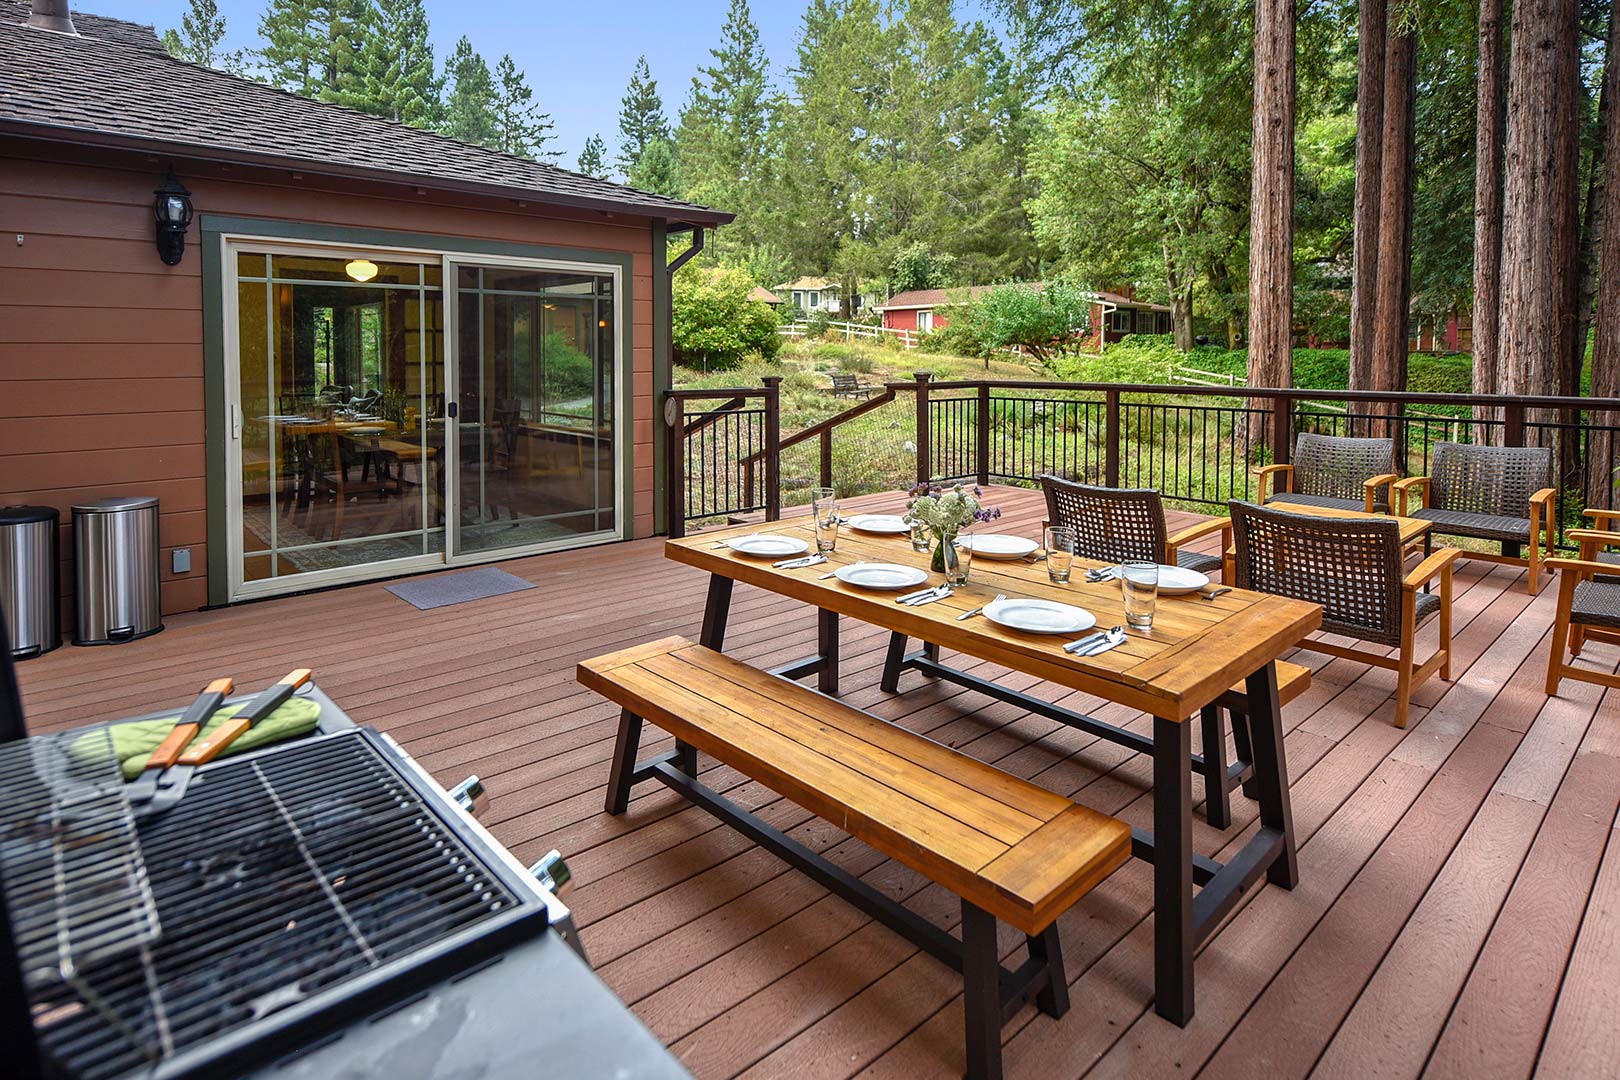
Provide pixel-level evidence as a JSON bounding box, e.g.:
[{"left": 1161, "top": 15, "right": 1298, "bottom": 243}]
[
  {"left": 349, "top": 0, "right": 440, "bottom": 126},
  {"left": 628, "top": 137, "right": 680, "bottom": 196},
  {"left": 491, "top": 55, "right": 559, "bottom": 160},
  {"left": 577, "top": 134, "right": 608, "bottom": 177},
  {"left": 616, "top": 56, "right": 669, "bottom": 177},
  {"left": 161, "top": 0, "right": 245, "bottom": 72},
  {"left": 258, "top": 0, "right": 364, "bottom": 102},
  {"left": 440, "top": 36, "right": 498, "bottom": 148}
]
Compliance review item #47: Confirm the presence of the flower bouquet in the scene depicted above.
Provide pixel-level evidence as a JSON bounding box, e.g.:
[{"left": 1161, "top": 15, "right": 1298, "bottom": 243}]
[{"left": 906, "top": 483, "right": 1001, "bottom": 578}]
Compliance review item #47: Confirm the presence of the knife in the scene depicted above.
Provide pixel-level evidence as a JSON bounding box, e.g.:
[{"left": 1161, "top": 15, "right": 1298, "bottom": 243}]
[
  {"left": 773, "top": 554, "right": 825, "bottom": 569},
  {"left": 142, "top": 668, "right": 312, "bottom": 815},
  {"left": 907, "top": 587, "right": 952, "bottom": 606},
  {"left": 896, "top": 585, "right": 941, "bottom": 604},
  {"left": 125, "top": 677, "right": 234, "bottom": 805},
  {"left": 1062, "top": 630, "right": 1108, "bottom": 653}
]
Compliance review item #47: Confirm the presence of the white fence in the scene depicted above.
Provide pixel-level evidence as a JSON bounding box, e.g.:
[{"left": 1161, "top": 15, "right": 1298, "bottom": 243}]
[{"left": 780, "top": 320, "right": 918, "bottom": 349}]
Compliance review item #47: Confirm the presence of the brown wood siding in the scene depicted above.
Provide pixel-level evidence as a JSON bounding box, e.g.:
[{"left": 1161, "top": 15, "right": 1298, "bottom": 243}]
[{"left": 0, "top": 140, "right": 660, "bottom": 621}]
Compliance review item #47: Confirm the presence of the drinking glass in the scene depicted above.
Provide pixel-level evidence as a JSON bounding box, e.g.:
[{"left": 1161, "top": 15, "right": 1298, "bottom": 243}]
[
  {"left": 908, "top": 518, "right": 932, "bottom": 553},
  {"left": 1044, "top": 526, "right": 1075, "bottom": 584},
  {"left": 811, "top": 487, "right": 839, "bottom": 553},
  {"left": 944, "top": 534, "right": 972, "bottom": 587},
  {"left": 1121, "top": 560, "right": 1159, "bottom": 630}
]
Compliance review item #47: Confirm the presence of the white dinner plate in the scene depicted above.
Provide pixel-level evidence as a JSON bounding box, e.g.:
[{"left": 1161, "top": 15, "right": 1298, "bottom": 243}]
[
  {"left": 958, "top": 534, "right": 1039, "bottom": 560},
  {"left": 845, "top": 514, "right": 911, "bottom": 534},
  {"left": 835, "top": 562, "right": 930, "bottom": 590},
  {"left": 982, "top": 598, "right": 1096, "bottom": 635},
  {"left": 1153, "top": 565, "right": 1211, "bottom": 595},
  {"left": 727, "top": 534, "right": 810, "bottom": 558}
]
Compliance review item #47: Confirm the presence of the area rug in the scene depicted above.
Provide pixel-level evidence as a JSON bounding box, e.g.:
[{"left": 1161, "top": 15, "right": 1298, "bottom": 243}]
[{"left": 385, "top": 566, "right": 537, "bottom": 610}]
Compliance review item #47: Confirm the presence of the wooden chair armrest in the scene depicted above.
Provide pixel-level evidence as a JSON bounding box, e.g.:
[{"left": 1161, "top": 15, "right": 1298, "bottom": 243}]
[
  {"left": 1545, "top": 557, "right": 1620, "bottom": 577},
  {"left": 1166, "top": 517, "right": 1232, "bottom": 549},
  {"left": 1254, "top": 463, "right": 1292, "bottom": 499},
  {"left": 1582, "top": 507, "right": 1620, "bottom": 526},
  {"left": 1363, "top": 473, "right": 1399, "bottom": 512},
  {"left": 1529, "top": 487, "right": 1557, "bottom": 507},
  {"left": 1394, "top": 476, "right": 1430, "bottom": 516},
  {"left": 1404, "top": 547, "right": 1459, "bottom": 589},
  {"left": 1565, "top": 528, "right": 1620, "bottom": 546}
]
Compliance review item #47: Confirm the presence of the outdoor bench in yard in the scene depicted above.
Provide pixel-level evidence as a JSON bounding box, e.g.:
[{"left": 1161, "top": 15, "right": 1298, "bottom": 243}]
[
  {"left": 829, "top": 372, "right": 876, "bottom": 398},
  {"left": 578, "top": 635, "right": 1133, "bottom": 1080}
]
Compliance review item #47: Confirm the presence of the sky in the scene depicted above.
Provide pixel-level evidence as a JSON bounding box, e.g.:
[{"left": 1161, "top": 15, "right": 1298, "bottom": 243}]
[{"left": 93, "top": 0, "right": 1000, "bottom": 170}]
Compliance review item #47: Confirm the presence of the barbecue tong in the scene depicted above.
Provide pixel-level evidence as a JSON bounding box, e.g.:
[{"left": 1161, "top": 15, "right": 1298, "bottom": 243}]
[
  {"left": 134, "top": 669, "right": 312, "bottom": 815},
  {"left": 124, "top": 677, "right": 235, "bottom": 805}
]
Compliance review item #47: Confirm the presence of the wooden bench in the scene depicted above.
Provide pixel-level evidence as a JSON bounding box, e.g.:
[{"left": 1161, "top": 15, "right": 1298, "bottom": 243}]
[
  {"left": 579, "top": 636, "right": 1132, "bottom": 1080},
  {"left": 829, "top": 372, "right": 876, "bottom": 399}
]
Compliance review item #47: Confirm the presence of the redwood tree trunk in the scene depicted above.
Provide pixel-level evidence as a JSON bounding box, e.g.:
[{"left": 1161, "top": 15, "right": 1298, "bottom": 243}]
[
  {"left": 1591, "top": 0, "right": 1620, "bottom": 507},
  {"left": 1551, "top": 0, "right": 1584, "bottom": 402},
  {"left": 1473, "top": 0, "right": 1505, "bottom": 439},
  {"left": 1498, "top": 0, "right": 1573, "bottom": 423},
  {"left": 1349, "top": 0, "right": 1387, "bottom": 390},
  {"left": 1165, "top": 243, "right": 1195, "bottom": 352},
  {"left": 1248, "top": 0, "right": 1295, "bottom": 458},
  {"left": 1369, "top": 27, "right": 1416, "bottom": 431}
]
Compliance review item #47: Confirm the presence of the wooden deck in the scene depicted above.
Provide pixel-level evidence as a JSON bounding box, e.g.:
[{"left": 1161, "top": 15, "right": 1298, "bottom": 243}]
[{"left": 14, "top": 486, "right": 1620, "bottom": 1079}]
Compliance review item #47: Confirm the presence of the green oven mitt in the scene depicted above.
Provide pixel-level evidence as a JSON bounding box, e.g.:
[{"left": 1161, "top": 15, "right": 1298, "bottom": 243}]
[{"left": 72, "top": 698, "right": 323, "bottom": 781}]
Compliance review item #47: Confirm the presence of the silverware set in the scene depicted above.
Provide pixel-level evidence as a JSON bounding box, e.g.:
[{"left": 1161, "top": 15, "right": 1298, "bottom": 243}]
[
  {"left": 956, "top": 594, "right": 1005, "bottom": 621},
  {"left": 896, "top": 585, "right": 952, "bottom": 606},
  {"left": 1084, "top": 567, "right": 1120, "bottom": 583},
  {"left": 773, "top": 554, "right": 827, "bottom": 570},
  {"left": 1063, "top": 625, "right": 1126, "bottom": 657}
]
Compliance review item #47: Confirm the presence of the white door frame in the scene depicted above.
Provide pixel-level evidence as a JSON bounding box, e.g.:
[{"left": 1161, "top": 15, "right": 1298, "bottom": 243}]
[{"left": 221, "top": 234, "right": 627, "bottom": 602}]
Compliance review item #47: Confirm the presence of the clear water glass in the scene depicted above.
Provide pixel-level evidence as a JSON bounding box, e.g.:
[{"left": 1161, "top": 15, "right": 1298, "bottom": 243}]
[
  {"left": 1121, "top": 560, "right": 1159, "bottom": 630},
  {"left": 945, "top": 534, "right": 972, "bottom": 586},
  {"left": 811, "top": 487, "right": 838, "bottom": 553},
  {"left": 908, "top": 518, "right": 932, "bottom": 552},
  {"left": 1044, "top": 526, "right": 1075, "bottom": 584}
]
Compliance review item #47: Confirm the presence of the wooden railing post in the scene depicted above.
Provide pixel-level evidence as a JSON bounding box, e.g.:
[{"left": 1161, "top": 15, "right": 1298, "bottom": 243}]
[
  {"left": 819, "top": 429, "right": 833, "bottom": 488},
  {"left": 976, "top": 382, "right": 991, "bottom": 486},
  {"left": 763, "top": 376, "right": 782, "bottom": 521},
  {"left": 1104, "top": 389, "right": 1121, "bottom": 487},
  {"left": 1503, "top": 402, "right": 1525, "bottom": 448},
  {"left": 914, "top": 371, "right": 933, "bottom": 486},
  {"left": 663, "top": 393, "right": 686, "bottom": 539},
  {"left": 1271, "top": 391, "right": 1294, "bottom": 466}
]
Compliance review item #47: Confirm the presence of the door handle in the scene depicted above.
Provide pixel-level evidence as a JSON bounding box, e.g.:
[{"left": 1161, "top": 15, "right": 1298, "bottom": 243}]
[{"left": 447, "top": 401, "right": 459, "bottom": 419}]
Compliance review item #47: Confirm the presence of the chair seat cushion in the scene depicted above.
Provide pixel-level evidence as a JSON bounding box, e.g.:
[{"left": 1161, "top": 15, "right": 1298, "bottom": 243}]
[
  {"left": 1571, "top": 580, "right": 1620, "bottom": 628},
  {"left": 1596, "top": 550, "right": 1620, "bottom": 584},
  {"left": 1175, "top": 548, "right": 1224, "bottom": 576},
  {"left": 1409, "top": 507, "right": 1531, "bottom": 543},
  {"left": 1323, "top": 588, "right": 1442, "bottom": 645},
  {"left": 1267, "top": 491, "right": 1390, "bottom": 514}
]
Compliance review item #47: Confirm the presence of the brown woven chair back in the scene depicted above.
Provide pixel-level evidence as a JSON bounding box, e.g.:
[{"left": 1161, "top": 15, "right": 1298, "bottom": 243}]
[
  {"left": 1040, "top": 476, "right": 1167, "bottom": 564},
  {"left": 1229, "top": 500, "right": 1406, "bottom": 646},
  {"left": 1428, "top": 442, "right": 1553, "bottom": 517},
  {"left": 1291, "top": 433, "right": 1396, "bottom": 502}
]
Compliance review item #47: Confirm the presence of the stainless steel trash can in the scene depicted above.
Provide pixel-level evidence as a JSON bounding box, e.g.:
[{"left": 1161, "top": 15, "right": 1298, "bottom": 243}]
[
  {"left": 0, "top": 505, "right": 59, "bottom": 660},
  {"left": 73, "top": 496, "right": 163, "bottom": 646}
]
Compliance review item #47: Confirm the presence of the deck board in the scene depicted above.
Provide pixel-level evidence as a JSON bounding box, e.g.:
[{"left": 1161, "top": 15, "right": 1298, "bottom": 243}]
[{"left": 14, "top": 484, "right": 1618, "bottom": 1079}]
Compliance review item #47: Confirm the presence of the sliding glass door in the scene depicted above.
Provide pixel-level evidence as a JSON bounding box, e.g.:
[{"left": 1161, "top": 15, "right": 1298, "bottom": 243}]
[
  {"left": 451, "top": 264, "right": 617, "bottom": 554},
  {"left": 225, "top": 241, "right": 621, "bottom": 600}
]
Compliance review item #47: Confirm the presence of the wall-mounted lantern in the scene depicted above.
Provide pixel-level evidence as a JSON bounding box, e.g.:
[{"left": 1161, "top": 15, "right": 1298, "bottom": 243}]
[{"left": 153, "top": 171, "right": 193, "bottom": 266}]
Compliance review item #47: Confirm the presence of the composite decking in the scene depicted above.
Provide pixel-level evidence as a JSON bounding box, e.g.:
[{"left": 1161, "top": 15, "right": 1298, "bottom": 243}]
[{"left": 14, "top": 486, "right": 1620, "bottom": 1079}]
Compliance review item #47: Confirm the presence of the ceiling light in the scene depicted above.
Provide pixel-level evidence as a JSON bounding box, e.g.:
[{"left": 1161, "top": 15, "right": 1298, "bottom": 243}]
[{"left": 345, "top": 259, "right": 379, "bottom": 282}]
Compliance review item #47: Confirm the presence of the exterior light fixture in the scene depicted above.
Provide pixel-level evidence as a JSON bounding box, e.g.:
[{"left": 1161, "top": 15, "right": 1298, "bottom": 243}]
[
  {"left": 153, "top": 171, "right": 193, "bottom": 266},
  {"left": 345, "top": 259, "right": 379, "bottom": 282},
  {"left": 598, "top": 319, "right": 608, "bottom": 328}
]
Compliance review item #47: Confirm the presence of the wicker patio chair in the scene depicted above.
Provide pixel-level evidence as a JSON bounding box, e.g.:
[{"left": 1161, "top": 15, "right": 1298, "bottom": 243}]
[
  {"left": 1394, "top": 442, "right": 1556, "bottom": 594},
  {"left": 1256, "top": 433, "right": 1399, "bottom": 514},
  {"left": 1229, "top": 501, "right": 1457, "bottom": 728},
  {"left": 1039, "top": 476, "right": 1227, "bottom": 576},
  {"left": 1545, "top": 527, "right": 1620, "bottom": 695}
]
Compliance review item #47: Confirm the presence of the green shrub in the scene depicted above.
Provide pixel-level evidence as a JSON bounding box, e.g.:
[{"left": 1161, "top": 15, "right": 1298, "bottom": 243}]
[
  {"left": 805, "top": 309, "right": 833, "bottom": 339},
  {"left": 672, "top": 265, "right": 783, "bottom": 369}
]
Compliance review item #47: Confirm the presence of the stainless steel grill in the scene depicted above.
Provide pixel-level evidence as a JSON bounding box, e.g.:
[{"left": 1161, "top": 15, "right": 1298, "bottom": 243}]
[{"left": 2, "top": 728, "right": 556, "bottom": 1080}]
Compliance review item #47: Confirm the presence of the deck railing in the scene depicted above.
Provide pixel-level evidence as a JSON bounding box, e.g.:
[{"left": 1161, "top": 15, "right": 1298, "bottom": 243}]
[{"left": 665, "top": 374, "right": 1620, "bottom": 545}]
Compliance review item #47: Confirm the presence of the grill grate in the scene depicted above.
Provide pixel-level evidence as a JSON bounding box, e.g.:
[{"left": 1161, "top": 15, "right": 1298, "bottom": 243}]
[{"left": 16, "top": 730, "right": 533, "bottom": 1080}]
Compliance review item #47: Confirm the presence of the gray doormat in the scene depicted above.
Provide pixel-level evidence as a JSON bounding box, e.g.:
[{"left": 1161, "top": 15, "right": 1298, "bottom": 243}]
[{"left": 385, "top": 566, "right": 537, "bottom": 610}]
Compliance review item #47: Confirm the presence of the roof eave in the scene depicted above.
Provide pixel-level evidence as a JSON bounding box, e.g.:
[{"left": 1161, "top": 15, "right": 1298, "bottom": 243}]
[{"left": 0, "top": 118, "right": 736, "bottom": 227}]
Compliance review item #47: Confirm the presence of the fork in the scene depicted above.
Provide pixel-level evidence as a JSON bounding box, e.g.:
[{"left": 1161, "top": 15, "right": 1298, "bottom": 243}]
[
  {"left": 1075, "top": 626, "right": 1128, "bottom": 657},
  {"left": 821, "top": 561, "right": 861, "bottom": 579},
  {"left": 956, "top": 593, "right": 1005, "bottom": 621},
  {"left": 1063, "top": 625, "right": 1119, "bottom": 653}
]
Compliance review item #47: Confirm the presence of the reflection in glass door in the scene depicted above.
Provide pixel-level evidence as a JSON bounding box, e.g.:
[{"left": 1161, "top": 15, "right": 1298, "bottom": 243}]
[
  {"left": 231, "top": 250, "right": 444, "bottom": 591},
  {"left": 453, "top": 266, "right": 617, "bottom": 554}
]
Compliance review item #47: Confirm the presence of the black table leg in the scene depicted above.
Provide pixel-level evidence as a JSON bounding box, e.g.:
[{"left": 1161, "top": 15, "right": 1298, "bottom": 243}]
[
  {"left": 1244, "top": 661, "right": 1299, "bottom": 888},
  {"left": 1199, "top": 706, "right": 1232, "bottom": 830},
  {"left": 817, "top": 608, "right": 840, "bottom": 694},
  {"left": 699, "top": 574, "right": 734, "bottom": 650},
  {"left": 1153, "top": 714, "right": 1194, "bottom": 1025},
  {"left": 880, "top": 631, "right": 908, "bottom": 693}
]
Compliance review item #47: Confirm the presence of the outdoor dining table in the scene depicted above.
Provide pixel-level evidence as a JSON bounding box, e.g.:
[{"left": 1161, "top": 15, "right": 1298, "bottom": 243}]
[{"left": 665, "top": 520, "right": 1322, "bottom": 1025}]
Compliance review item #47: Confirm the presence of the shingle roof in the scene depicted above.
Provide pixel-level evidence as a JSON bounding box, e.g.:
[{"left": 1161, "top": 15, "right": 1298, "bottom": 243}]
[{"left": 0, "top": 3, "right": 732, "bottom": 225}]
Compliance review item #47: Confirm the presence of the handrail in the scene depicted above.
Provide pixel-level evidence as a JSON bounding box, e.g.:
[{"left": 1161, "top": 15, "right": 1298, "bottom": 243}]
[
  {"left": 921, "top": 379, "right": 1620, "bottom": 410},
  {"left": 739, "top": 386, "right": 900, "bottom": 467}
]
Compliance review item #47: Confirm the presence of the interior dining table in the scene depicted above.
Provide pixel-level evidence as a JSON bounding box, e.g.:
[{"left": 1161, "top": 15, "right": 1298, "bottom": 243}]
[{"left": 665, "top": 518, "right": 1322, "bottom": 1026}]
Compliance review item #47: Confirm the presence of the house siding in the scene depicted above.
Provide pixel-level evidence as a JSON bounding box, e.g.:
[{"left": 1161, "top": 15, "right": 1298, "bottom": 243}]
[{"left": 0, "top": 139, "right": 660, "bottom": 622}]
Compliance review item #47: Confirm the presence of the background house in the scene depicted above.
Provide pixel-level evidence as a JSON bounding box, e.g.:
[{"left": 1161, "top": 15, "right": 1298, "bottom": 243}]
[
  {"left": 774, "top": 276, "right": 839, "bottom": 312},
  {"left": 875, "top": 285, "right": 1172, "bottom": 344},
  {"left": 0, "top": 0, "right": 729, "bottom": 619}
]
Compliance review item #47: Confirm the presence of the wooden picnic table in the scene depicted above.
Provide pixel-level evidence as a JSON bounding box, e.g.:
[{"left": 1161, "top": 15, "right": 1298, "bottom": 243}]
[
  {"left": 666, "top": 519, "right": 1322, "bottom": 1026},
  {"left": 1249, "top": 499, "right": 1434, "bottom": 543}
]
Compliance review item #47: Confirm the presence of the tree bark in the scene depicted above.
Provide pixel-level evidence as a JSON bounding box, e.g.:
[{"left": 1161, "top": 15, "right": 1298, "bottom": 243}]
[
  {"left": 1165, "top": 243, "right": 1195, "bottom": 352},
  {"left": 1349, "top": 0, "right": 1387, "bottom": 390},
  {"left": 1369, "top": 26, "right": 1416, "bottom": 428},
  {"left": 1498, "top": 0, "right": 1575, "bottom": 423},
  {"left": 1591, "top": 0, "right": 1620, "bottom": 507},
  {"left": 1472, "top": 0, "right": 1505, "bottom": 438},
  {"left": 1551, "top": 0, "right": 1585, "bottom": 401},
  {"left": 1247, "top": 0, "right": 1295, "bottom": 447}
]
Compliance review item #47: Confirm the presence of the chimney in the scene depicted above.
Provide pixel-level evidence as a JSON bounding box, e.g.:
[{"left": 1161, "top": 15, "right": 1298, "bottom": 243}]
[{"left": 25, "top": 0, "right": 77, "bottom": 35}]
